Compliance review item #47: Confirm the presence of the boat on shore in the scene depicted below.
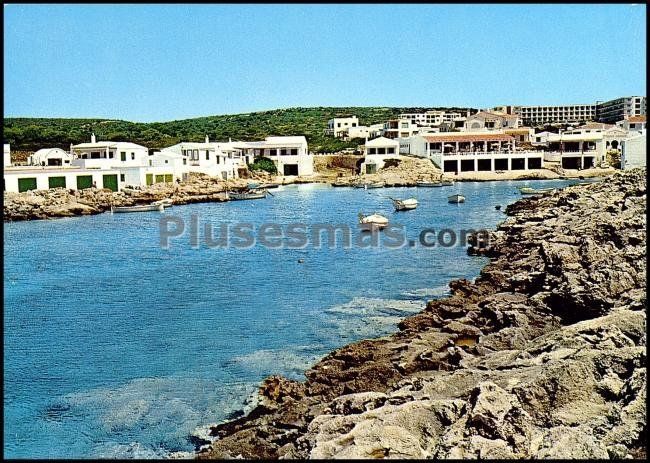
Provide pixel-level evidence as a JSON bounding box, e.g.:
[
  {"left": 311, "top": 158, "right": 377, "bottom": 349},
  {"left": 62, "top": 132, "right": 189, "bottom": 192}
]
[
  {"left": 448, "top": 194, "right": 465, "bottom": 204},
  {"left": 111, "top": 203, "right": 165, "bottom": 213},
  {"left": 358, "top": 212, "right": 389, "bottom": 230},
  {"left": 519, "top": 187, "right": 555, "bottom": 195},
  {"left": 416, "top": 181, "right": 442, "bottom": 187},
  {"left": 392, "top": 198, "right": 418, "bottom": 211}
]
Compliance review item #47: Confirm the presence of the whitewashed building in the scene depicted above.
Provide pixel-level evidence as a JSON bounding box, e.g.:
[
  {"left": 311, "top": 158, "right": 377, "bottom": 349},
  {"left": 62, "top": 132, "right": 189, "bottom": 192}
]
[
  {"left": 381, "top": 119, "right": 419, "bottom": 139},
  {"left": 621, "top": 132, "right": 647, "bottom": 169},
  {"left": 344, "top": 124, "right": 384, "bottom": 140},
  {"left": 4, "top": 166, "right": 122, "bottom": 193},
  {"left": 162, "top": 136, "right": 237, "bottom": 180},
  {"left": 531, "top": 131, "right": 554, "bottom": 146},
  {"left": 617, "top": 115, "right": 646, "bottom": 133},
  {"left": 401, "top": 132, "right": 544, "bottom": 173},
  {"left": 4, "top": 144, "right": 11, "bottom": 167},
  {"left": 237, "top": 136, "right": 313, "bottom": 176},
  {"left": 28, "top": 148, "right": 74, "bottom": 167},
  {"left": 326, "top": 116, "right": 359, "bottom": 138},
  {"left": 464, "top": 111, "right": 521, "bottom": 131},
  {"left": 361, "top": 137, "right": 400, "bottom": 174}
]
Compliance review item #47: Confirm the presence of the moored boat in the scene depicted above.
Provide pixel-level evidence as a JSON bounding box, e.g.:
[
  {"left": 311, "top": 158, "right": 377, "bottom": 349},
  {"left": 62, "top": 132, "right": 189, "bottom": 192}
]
[
  {"left": 111, "top": 203, "right": 165, "bottom": 213},
  {"left": 441, "top": 180, "right": 454, "bottom": 186},
  {"left": 152, "top": 198, "right": 173, "bottom": 208},
  {"left": 519, "top": 187, "right": 555, "bottom": 195},
  {"left": 448, "top": 194, "right": 465, "bottom": 204},
  {"left": 392, "top": 198, "right": 418, "bottom": 211},
  {"left": 358, "top": 212, "right": 389, "bottom": 230},
  {"left": 228, "top": 189, "right": 268, "bottom": 200},
  {"left": 416, "top": 181, "right": 442, "bottom": 187},
  {"left": 354, "top": 181, "right": 385, "bottom": 189}
]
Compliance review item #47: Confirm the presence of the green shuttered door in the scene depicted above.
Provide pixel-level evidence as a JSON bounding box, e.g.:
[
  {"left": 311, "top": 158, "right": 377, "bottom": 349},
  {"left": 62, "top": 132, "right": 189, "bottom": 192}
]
[
  {"left": 18, "top": 178, "right": 37, "bottom": 192},
  {"left": 164, "top": 174, "right": 173, "bottom": 183},
  {"left": 102, "top": 174, "right": 118, "bottom": 192},
  {"left": 155, "top": 174, "right": 165, "bottom": 183},
  {"left": 76, "top": 175, "right": 93, "bottom": 190},
  {"left": 48, "top": 176, "right": 66, "bottom": 189},
  {"left": 146, "top": 174, "right": 153, "bottom": 185}
]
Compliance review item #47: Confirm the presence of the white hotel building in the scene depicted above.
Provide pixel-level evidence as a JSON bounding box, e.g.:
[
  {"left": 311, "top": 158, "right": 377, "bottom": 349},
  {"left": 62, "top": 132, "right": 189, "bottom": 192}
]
[{"left": 236, "top": 136, "right": 314, "bottom": 176}]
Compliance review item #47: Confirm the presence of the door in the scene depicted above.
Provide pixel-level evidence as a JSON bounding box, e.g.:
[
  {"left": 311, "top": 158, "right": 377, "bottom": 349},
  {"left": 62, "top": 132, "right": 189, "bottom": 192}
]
[
  {"left": 365, "top": 163, "right": 377, "bottom": 174},
  {"left": 48, "top": 176, "right": 66, "bottom": 189},
  {"left": 164, "top": 174, "right": 173, "bottom": 183},
  {"left": 146, "top": 173, "right": 153, "bottom": 185},
  {"left": 283, "top": 164, "right": 298, "bottom": 176},
  {"left": 102, "top": 174, "right": 118, "bottom": 192},
  {"left": 155, "top": 174, "right": 165, "bottom": 183},
  {"left": 76, "top": 175, "right": 93, "bottom": 190},
  {"left": 18, "top": 177, "right": 37, "bottom": 192}
]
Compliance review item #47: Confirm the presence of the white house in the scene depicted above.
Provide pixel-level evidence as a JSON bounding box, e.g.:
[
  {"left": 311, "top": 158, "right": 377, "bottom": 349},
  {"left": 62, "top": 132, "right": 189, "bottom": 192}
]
[
  {"left": 381, "top": 119, "right": 419, "bottom": 139},
  {"left": 401, "top": 131, "right": 543, "bottom": 173},
  {"left": 4, "top": 166, "right": 122, "bottom": 193},
  {"left": 162, "top": 136, "right": 237, "bottom": 180},
  {"left": 531, "top": 131, "right": 554, "bottom": 146},
  {"left": 544, "top": 132, "right": 605, "bottom": 169},
  {"left": 237, "top": 136, "right": 313, "bottom": 176},
  {"left": 361, "top": 137, "right": 400, "bottom": 174},
  {"left": 345, "top": 124, "right": 383, "bottom": 141},
  {"left": 617, "top": 115, "right": 646, "bottom": 133},
  {"left": 464, "top": 111, "right": 521, "bottom": 131},
  {"left": 621, "top": 132, "right": 647, "bottom": 170},
  {"left": 71, "top": 134, "right": 149, "bottom": 169},
  {"left": 326, "top": 116, "right": 359, "bottom": 138},
  {"left": 28, "top": 148, "right": 74, "bottom": 167},
  {"left": 4, "top": 144, "right": 11, "bottom": 167}
]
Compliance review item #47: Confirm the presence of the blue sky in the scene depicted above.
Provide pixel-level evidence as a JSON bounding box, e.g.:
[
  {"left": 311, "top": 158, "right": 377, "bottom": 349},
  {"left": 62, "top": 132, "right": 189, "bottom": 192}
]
[{"left": 3, "top": 4, "right": 646, "bottom": 122}]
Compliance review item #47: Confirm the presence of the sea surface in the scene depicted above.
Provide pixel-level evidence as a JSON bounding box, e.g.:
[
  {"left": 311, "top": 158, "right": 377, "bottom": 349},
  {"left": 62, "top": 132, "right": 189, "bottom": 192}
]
[{"left": 4, "top": 179, "right": 579, "bottom": 458}]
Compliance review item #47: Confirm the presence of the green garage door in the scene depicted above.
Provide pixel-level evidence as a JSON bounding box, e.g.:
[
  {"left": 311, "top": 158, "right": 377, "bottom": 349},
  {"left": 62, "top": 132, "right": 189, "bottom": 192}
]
[
  {"left": 164, "top": 174, "right": 173, "bottom": 183},
  {"left": 48, "top": 176, "right": 66, "bottom": 189},
  {"left": 155, "top": 174, "right": 165, "bottom": 183},
  {"left": 76, "top": 175, "right": 93, "bottom": 190},
  {"left": 102, "top": 174, "right": 118, "bottom": 192},
  {"left": 146, "top": 174, "right": 153, "bottom": 186},
  {"left": 18, "top": 177, "right": 37, "bottom": 192}
]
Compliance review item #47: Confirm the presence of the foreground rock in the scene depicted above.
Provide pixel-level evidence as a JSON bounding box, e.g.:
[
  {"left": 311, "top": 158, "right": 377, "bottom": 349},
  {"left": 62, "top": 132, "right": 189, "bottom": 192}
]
[{"left": 199, "top": 168, "right": 646, "bottom": 459}]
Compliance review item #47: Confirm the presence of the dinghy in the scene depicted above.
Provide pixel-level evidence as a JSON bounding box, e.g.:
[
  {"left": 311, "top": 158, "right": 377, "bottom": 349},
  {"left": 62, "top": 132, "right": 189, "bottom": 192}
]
[
  {"left": 392, "top": 198, "right": 418, "bottom": 211},
  {"left": 358, "top": 213, "right": 389, "bottom": 230},
  {"left": 448, "top": 194, "right": 465, "bottom": 204}
]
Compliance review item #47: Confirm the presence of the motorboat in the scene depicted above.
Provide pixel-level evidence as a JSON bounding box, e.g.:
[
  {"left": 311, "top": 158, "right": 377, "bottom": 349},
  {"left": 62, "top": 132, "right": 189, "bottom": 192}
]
[
  {"left": 416, "top": 181, "right": 442, "bottom": 187},
  {"left": 353, "top": 181, "right": 385, "bottom": 189},
  {"left": 111, "top": 203, "right": 165, "bottom": 213},
  {"left": 448, "top": 194, "right": 465, "bottom": 204},
  {"left": 358, "top": 213, "right": 389, "bottom": 230},
  {"left": 392, "top": 198, "right": 418, "bottom": 211},
  {"left": 441, "top": 180, "right": 454, "bottom": 186}
]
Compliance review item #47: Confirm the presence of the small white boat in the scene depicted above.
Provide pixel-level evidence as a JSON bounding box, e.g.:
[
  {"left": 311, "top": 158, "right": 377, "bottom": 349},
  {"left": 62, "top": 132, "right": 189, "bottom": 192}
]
[
  {"left": 392, "top": 198, "right": 418, "bottom": 211},
  {"left": 448, "top": 194, "right": 465, "bottom": 204},
  {"left": 152, "top": 198, "right": 173, "bottom": 208},
  {"left": 416, "top": 181, "right": 442, "bottom": 187},
  {"left": 111, "top": 203, "right": 165, "bottom": 213},
  {"left": 228, "top": 189, "right": 267, "bottom": 200},
  {"left": 519, "top": 187, "right": 555, "bottom": 195},
  {"left": 441, "top": 180, "right": 454, "bottom": 186},
  {"left": 358, "top": 213, "right": 389, "bottom": 230},
  {"left": 354, "top": 181, "right": 385, "bottom": 189}
]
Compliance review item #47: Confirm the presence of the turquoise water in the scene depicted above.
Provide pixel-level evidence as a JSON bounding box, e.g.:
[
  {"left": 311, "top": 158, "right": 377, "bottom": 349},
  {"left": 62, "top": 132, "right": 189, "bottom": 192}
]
[{"left": 4, "top": 179, "right": 578, "bottom": 458}]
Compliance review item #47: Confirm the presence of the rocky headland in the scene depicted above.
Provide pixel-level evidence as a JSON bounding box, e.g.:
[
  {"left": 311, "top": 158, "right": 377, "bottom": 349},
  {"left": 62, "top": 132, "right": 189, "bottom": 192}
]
[{"left": 197, "top": 168, "right": 646, "bottom": 459}]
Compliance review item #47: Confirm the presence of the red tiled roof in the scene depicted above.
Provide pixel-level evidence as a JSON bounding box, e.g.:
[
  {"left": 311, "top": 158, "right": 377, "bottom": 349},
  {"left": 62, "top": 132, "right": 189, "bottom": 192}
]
[
  {"left": 423, "top": 133, "right": 514, "bottom": 143},
  {"left": 628, "top": 115, "right": 646, "bottom": 122}
]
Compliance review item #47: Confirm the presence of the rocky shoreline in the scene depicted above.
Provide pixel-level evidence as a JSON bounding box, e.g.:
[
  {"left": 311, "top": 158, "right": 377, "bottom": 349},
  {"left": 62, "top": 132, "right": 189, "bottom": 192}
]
[{"left": 196, "top": 168, "right": 646, "bottom": 459}]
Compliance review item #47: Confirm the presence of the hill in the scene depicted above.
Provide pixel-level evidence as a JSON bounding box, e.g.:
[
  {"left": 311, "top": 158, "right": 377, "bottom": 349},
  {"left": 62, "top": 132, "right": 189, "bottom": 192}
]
[{"left": 3, "top": 106, "right": 473, "bottom": 153}]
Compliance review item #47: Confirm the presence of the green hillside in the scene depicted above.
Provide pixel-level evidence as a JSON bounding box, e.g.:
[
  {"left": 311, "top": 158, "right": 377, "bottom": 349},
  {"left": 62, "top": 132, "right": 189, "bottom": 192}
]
[{"left": 3, "top": 106, "right": 472, "bottom": 153}]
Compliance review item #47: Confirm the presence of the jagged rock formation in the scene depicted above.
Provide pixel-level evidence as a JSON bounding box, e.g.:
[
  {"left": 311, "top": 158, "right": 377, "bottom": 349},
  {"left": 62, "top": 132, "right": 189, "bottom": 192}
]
[{"left": 198, "top": 168, "right": 646, "bottom": 459}]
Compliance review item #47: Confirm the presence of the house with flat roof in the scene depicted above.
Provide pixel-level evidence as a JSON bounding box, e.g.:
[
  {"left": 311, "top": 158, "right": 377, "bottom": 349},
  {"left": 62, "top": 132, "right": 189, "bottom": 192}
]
[
  {"left": 381, "top": 119, "right": 419, "bottom": 139},
  {"left": 326, "top": 116, "right": 359, "bottom": 138},
  {"left": 401, "top": 131, "right": 543, "bottom": 173},
  {"left": 162, "top": 136, "right": 237, "bottom": 180},
  {"left": 4, "top": 165, "right": 123, "bottom": 193},
  {"left": 464, "top": 111, "right": 521, "bottom": 131},
  {"left": 361, "top": 137, "right": 400, "bottom": 174},
  {"left": 71, "top": 134, "right": 149, "bottom": 169},
  {"left": 237, "top": 136, "right": 313, "bottom": 176}
]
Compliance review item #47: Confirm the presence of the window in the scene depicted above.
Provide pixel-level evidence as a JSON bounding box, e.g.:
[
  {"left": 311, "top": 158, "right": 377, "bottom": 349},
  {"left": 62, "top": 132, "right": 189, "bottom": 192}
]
[
  {"left": 270, "top": 149, "right": 277, "bottom": 156},
  {"left": 387, "top": 148, "right": 395, "bottom": 154},
  {"left": 131, "top": 152, "right": 135, "bottom": 160},
  {"left": 120, "top": 174, "right": 125, "bottom": 182},
  {"left": 183, "top": 158, "right": 187, "bottom": 165},
  {"left": 401, "top": 123, "right": 408, "bottom": 128},
  {"left": 368, "top": 148, "right": 376, "bottom": 154},
  {"left": 90, "top": 151, "right": 101, "bottom": 159},
  {"left": 290, "top": 148, "right": 298, "bottom": 155},
  {"left": 165, "top": 160, "right": 169, "bottom": 164},
  {"left": 378, "top": 148, "right": 386, "bottom": 155},
  {"left": 109, "top": 152, "right": 114, "bottom": 159},
  {"left": 280, "top": 149, "right": 287, "bottom": 155},
  {"left": 193, "top": 149, "right": 199, "bottom": 160},
  {"left": 337, "top": 123, "right": 341, "bottom": 128},
  {"left": 216, "top": 156, "right": 220, "bottom": 164},
  {"left": 206, "top": 150, "right": 210, "bottom": 160},
  {"left": 121, "top": 152, "right": 126, "bottom": 161}
]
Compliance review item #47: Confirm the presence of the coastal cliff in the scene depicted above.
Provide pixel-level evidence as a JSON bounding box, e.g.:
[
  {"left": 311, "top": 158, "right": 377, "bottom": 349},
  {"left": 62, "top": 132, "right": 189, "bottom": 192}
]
[{"left": 198, "top": 168, "right": 646, "bottom": 459}]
